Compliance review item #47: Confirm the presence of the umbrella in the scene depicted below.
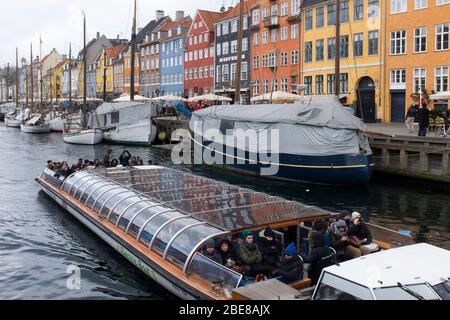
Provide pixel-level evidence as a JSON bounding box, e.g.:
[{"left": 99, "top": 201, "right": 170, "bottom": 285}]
[
  {"left": 113, "top": 94, "right": 151, "bottom": 102},
  {"left": 151, "top": 95, "right": 188, "bottom": 102},
  {"left": 250, "top": 91, "right": 304, "bottom": 103},
  {"left": 430, "top": 91, "right": 450, "bottom": 100},
  {"left": 188, "top": 93, "right": 232, "bottom": 102}
]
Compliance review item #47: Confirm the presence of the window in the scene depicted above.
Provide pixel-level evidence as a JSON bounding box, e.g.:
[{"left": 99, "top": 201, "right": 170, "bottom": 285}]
[
  {"left": 231, "top": 19, "right": 238, "bottom": 33},
  {"left": 305, "top": 42, "right": 313, "bottom": 63},
  {"left": 391, "top": 69, "right": 406, "bottom": 84},
  {"left": 291, "top": 50, "right": 299, "bottom": 64},
  {"left": 328, "top": 38, "right": 336, "bottom": 60},
  {"left": 271, "top": 4, "right": 278, "bottom": 16},
  {"left": 216, "top": 43, "right": 221, "bottom": 56},
  {"left": 243, "top": 16, "right": 248, "bottom": 30},
  {"left": 354, "top": 0, "right": 364, "bottom": 20},
  {"left": 204, "top": 33, "right": 209, "bottom": 42},
  {"left": 210, "top": 47, "right": 214, "bottom": 57},
  {"left": 436, "top": 24, "right": 449, "bottom": 51},
  {"left": 327, "top": 74, "right": 335, "bottom": 94},
  {"left": 184, "top": 52, "right": 188, "bottom": 62},
  {"left": 216, "top": 66, "right": 221, "bottom": 83},
  {"left": 253, "top": 32, "right": 260, "bottom": 46},
  {"left": 281, "top": 78, "right": 288, "bottom": 92},
  {"left": 262, "top": 31, "right": 269, "bottom": 44},
  {"left": 281, "top": 2, "right": 288, "bottom": 16},
  {"left": 262, "top": 79, "right": 269, "bottom": 94},
  {"left": 390, "top": 30, "right": 407, "bottom": 55},
  {"left": 199, "top": 67, "right": 203, "bottom": 79},
  {"left": 415, "top": 0, "right": 427, "bottom": 9},
  {"left": 253, "top": 80, "right": 260, "bottom": 96},
  {"left": 390, "top": 0, "right": 407, "bottom": 14},
  {"left": 222, "top": 64, "right": 229, "bottom": 82},
  {"left": 199, "top": 21, "right": 203, "bottom": 28},
  {"left": 281, "top": 52, "right": 288, "bottom": 66},
  {"left": 304, "top": 76, "right": 312, "bottom": 95},
  {"left": 271, "top": 29, "right": 278, "bottom": 42},
  {"left": 253, "top": 56, "right": 259, "bottom": 69},
  {"left": 222, "top": 41, "right": 229, "bottom": 55},
  {"left": 185, "top": 70, "right": 188, "bottom": 81},
  {"left": 241, "top": 62, "right": 248, "bottom": 81},
  {"left": 340, "top": 35, "right": 349, "bottom": 58},
  {"left": 340, "top": 73, "right": 348, "bottom": 94},
  {"left": 262, "top": 7, "right": 269, "bottom": 19},
  {"left": 199, "top": 49, "right": 203, "bottom": 60},
  {"left": 340, "top": 1, "right": 349, "bottom": 23},
  {"left": 328, "top": 4, "right": 336, "bottom": 26},
  {"left": 369, "top": 31, "right": 379, "bottom": 55},
  {"left": 305, "top": 10, "right": 313, "bottom": 30},
  {"left": 435, "top": 67, "right": 449, "bottom": 92},
  {"left": 243, "top": 38, "right": 248, "bottom": 51},
  {"left": 193, "top": 36, "right": 197, "bottom": 45},
  {"left": 194, "top": 68, "right": 198, "bottom": 79},
  {"left": 315, "top": 75, "right": 324, "bottom": 94},
  {"left": 368, "top": 0, "right": 379, "bottom": 17},
  {"left": 193, "top": 50, "right": 198, "bottom": 60},
  {"left": 354, "top": 33, "right": 364, "bottom": 57},
  {"left": 316, "top": 7, "right": 324, "bottom": 28},
  {"left": 414, "top": 27, "right": 427, "bottom": 53},
  {"left": 204, "top": 48, "right": 209, "bottom": 58},
  {"left": 252, "top": 9, "right": 260, "bottom": 25},
  {"left": 291, "top": 0, "right": 300, "bottom": 15},
  {"left": 272, "top": 79, "right": 278, "bottom": 92},
  {"left": 291, "top": 25, "right": 299, "bottom": 39},
  {"left": 231, "top": 40, "right": 238, "bottom": 53},
  {"left": 437, "top": 0, "right": 450, "bottom": 4},
  {"left": 222, "top": 22, "right": 229, "bottom": 35},
  {"left": 189, "top": 51, "right": 193, "bottom": 61},
  {"left": 316, "top": 39, "right": 324, "bottom": 61},
  {"left": 199, "top": 34, "right": 203, "bottom": 44},
  {"left": 281, "top": 27, "right": 288, "bottom": 40},
  {"left": 216, "top": 24, "right": 221, "bottom": 37},
  {"left": 413, "top": 68, "right": 426, "bottom": 93},
  {"left": 189, "top": 37, "right": 193, "bottom": 46}
]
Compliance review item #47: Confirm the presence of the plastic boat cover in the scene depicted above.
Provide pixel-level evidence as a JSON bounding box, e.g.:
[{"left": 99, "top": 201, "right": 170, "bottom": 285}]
[
  {"left": 25, "top": 116, "right": 42, "bottom": 125},
  {"left": 91, "top": 102, "right": 156, "bottom": 128},
  {"left": 190, "top": 96, "right": 371, "bottom": 156}
]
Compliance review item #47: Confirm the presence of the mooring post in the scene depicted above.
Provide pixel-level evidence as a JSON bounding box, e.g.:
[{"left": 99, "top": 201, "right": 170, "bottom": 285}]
[
  {"left": 443, "top": 151, "right": 449, "bottom": 176},
  {"left": 400, "top": 149, "right": 407, "bottom": 170},
  {"left": 420, "top": 152, "right": 428, "bottom": 173}
]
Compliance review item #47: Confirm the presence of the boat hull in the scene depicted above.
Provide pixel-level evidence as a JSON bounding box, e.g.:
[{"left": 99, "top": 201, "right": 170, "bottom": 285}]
[
  {"left": 63, "top": 129, "right": 103, "bottom": 145},
  {"left": 20, "top": 124, "right": 51, "bottom": 133},
  {"left": 36, "top": 177, "right": 206, "bottom": 300},
  {"left": 5, "top": 118, "right": 21, "bottom": 128},
  {"left": 48, "top": 117, "right": 64, "bottom": 132},
  {"left": 102, "top": 120, "right": 157, "bottom": 146},
  {"left": 191, "top": 136, "right": 374, "bottom": 186}
]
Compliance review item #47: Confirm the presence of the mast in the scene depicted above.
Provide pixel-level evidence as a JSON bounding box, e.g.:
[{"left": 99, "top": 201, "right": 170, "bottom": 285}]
[
  {"left": 16, "top": 48, "right": 19, "bottom": 110},
  {"left": 234, "top": 0, "right": 245, "bottom": 104},
  {"left": 6, "top": 63, "right": 10, "bottom": 101},
  {"left": 39, "top": 36, "right": 43, "bottom": 112},
  {"left": 334, "top": 0, "right": 341, "bottom": 98},
  {"left": 25, "top": 58, "right": 29, "bottom": 108},
  {"left": 130, "top": 0, "right": 137, "bottom": 101},
  {"left": 103, "top": 48, "right": 107, "bottom": 101},
  {"left": 69, "top": 42, "right": 72, "bottom": 104},
  {"left": 30, "top": 43, "right": 34, "bottom": 113},
  {"left": 82, "top": 12, "right": 87, "bottom": 129}
]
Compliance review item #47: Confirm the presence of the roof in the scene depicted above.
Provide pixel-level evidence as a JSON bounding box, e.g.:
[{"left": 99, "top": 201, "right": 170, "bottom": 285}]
[
  {"left": 55, "top": 60, "right": 69, "bottom": 69},
  {"left": 323, "top": 243, "right": 450, "bottom": 288},
  {"left": 216, "top": 0, "right": 256, "bottom": 23},
  {"left": 301, "top": 0, "right": 327, "bottom": 9},
  {"left": 136, "top": 16, "right": 170, "bottom": 44},
  {"left": 159, "top": 18, "right": 193, "bottom": 41},
  {"left": 197, "top": 10, "right": 224, "bottom": 31}
]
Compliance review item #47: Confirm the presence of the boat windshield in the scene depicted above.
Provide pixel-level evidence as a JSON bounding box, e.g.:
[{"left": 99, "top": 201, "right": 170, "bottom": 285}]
[
  {"left": 313, "top": 272, "right": 372, "bottom": 300},
  {"left": 373, "top": 283, "right": 441, "bottom": 300},
  {"left": 433, "top": 280, "right": 450, "bottom": 300}
]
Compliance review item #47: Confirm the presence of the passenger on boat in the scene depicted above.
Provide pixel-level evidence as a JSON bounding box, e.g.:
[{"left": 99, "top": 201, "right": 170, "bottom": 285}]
[
  {"left": 272, "top": 243, "right": 303, "bottom": 284},
  {"left": 339, "top": 211, "right": 352, "bottom": 229},
  {"left": 217, "top": 238, "right": 244, "bottom": 274},
  {"left": 301, "top": 231, "right": 336, "bottom": 285},
  {"left": 348, "top": 212, "right": 379, "bottom": 253},
  {"left": 330, "top": 220, "right": 370, "bottom": 260},
  {"left": 102, "top": 149, "right": 112, "bottom": 167},
  {"left": 119, "top": 150, "right": 132, "bottom": 167},
  {"left": 130, "top": 156, "right": 138, "bottom": 166},
  {"left": 54, "top": 162, "right": 74, "bottom": 179},
  {"left": 47, "top": 160, "right": 54, "bottom": 170},
  {"left": 239, "top": 231, "right": 273, "bottom": 277},
  {"left": 258, "top": 228, "right": 282, "bottom": 273},
  {"left": 110, "top": 159, "right": 119, "bottom": 168},
  {"left": 201, "top": 239, "right": 222, "bottom": 264},
  {"left": 83, "top": 159, "right": 90, "bottom": 169},
  {"left": 137, "top": 157, "right": 144, "bottom": 166},
  {"left": 77, "top": 158, "right": 83, "bottom": 168},
  {"left": 308, "top": 220, "right": 332, "bottom": 252}
]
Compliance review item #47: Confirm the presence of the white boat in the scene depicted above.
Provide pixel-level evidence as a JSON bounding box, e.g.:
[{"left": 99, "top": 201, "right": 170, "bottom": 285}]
[
  {"left": 93, "top": 101, "right": 157, "bottom": 145},
  {"left": 20, "top": 115, "right": 50, "bottom": 133},
  {"left": 63, "top": 128, "right": 103, "bottom": 145},
  {"left": 48, "top": 116, "right": 65, "bottom": 132},
  {"left": 5, "top": 111, "right": 20, "bottom": 128}
]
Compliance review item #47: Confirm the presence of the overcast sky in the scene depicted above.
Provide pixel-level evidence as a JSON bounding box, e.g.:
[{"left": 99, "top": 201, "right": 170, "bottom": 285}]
[{"left": 0, "top": 0, "right": 236, "bottom": 66}]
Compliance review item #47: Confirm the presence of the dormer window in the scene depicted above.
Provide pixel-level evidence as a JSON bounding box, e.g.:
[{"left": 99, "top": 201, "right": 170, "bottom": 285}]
[
  {"left": 177, "top": 26, "right": 181, "bottom": 34},
  {"left": 151, "top": 33, "right": 155, "bottom": 41},
  {"left": 168, "top": 29, "right": 172, "bottom": 37},
  {"left": 157, "top": 31, "right": 161, "bottom": 39}
]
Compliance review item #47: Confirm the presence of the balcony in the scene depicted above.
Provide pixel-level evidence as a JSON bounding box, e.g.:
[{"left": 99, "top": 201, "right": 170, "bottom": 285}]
[
  {"left": 264, "top": 15, "right": 280, "bottom": 29},
  {"left": 286, "top": 14, "right": 300, "bottom": 23},
  {"left": 250, "top": 23, "right": 260, "bottom": 31}
]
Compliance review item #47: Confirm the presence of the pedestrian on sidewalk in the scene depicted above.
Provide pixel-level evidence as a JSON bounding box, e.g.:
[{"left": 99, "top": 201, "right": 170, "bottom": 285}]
[
  {"left": 417, "top": 103, "right": 430, "bottom": 137},
  {"left": 405, "top": 98, "right": 419, "bottom": 134}
]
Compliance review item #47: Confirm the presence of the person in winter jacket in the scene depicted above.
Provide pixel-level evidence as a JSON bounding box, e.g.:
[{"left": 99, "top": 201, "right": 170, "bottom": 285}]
[
  {"left": 239, "top": 231, "right": 273, "bottom": 277},
  {"left": 330, "top": 219, "right": 370, "bottom": 259},
  {"left": 258, "top": 228, "right": 282, "bottom": 272},
  {"left": 217, "top": 238, "right": 243, "bottom": 274},
  {"left": 348, "top": 212, "right": 378, "bottom": 253},
  {"left": 272, "top": 243, "right": 303, "bottom": 284},
  {"left": 301, "top": 231, "right": 336, "bottom": 285},
  {"left": 201, "top": 239, "right": 222, "bottom": 264}
]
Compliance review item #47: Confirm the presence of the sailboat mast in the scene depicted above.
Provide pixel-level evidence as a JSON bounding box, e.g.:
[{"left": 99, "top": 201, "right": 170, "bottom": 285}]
[
  {"left": 40, "top": 36, "right": 43, "bottom": 111},
  {"left": 69, "top": 42, "right": 72, "bottom": 104},
  {"left": 16, "top": 48, "right": 19, "bottom": 110},
  {"left": 25, "top": 57, "right": 29, "bottom": 108},
  {"left": 30, "top": 43, "right": 34, "bottom": 113},
  {"left": 130, "top": 0, "right": 137, "bottom": 101},
  {"left": 334, "top": 0, "right": 341, "bottom": 97},
  {"left": 103, "top": 48, "right": 107, "bottom": 101},
  {"left": 82, "top": 13, "right": 87, "bottom": 128},
  {"left": 6, "top": 63, "right": 9, "bottom": 102},
  {"left": 234, "top": 0, "right": 245, "bottom": 104}
]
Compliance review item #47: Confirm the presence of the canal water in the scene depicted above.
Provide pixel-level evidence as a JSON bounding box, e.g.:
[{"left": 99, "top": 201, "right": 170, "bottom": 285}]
[{"left": 0, "top": 126, "right": 448, "bottom": 299}]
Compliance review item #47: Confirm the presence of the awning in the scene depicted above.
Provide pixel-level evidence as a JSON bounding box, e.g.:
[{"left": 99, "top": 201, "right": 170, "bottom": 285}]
[
  {"left": 430, "top": 91, "right": 450, "bottom": 100},
  {"left": 151, "top": 95, "right": 187, "bottom": 102},
  {"left": 188, "top": 93, "right": 232, "bottom": 102}
]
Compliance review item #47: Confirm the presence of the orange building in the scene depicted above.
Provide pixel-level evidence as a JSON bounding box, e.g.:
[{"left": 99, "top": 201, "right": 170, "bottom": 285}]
[
  {"left": 123, "top": 46, "right": 140, "bottom": 95},
  {"left": 385, "top": 0, "right": 450, "bottom": 122},
  {"left": 249, "top": 0, "right": 301, "bottom": 98}
]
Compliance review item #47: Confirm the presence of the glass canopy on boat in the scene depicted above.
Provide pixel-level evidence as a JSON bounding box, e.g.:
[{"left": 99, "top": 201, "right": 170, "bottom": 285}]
[{"left": 61, "top": 166, "right": 332, "bottom": 274}]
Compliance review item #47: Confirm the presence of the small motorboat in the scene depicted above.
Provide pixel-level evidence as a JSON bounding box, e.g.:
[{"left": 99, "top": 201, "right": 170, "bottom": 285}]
[
  {"left": 20, "top": 115, "right": 50, "bottom": 133},
  {"left": 5, "top": 108, "right": 30, "bottom": 128},
  {"left": 63, "top": 128, "right": 103, "bottom": 145}
]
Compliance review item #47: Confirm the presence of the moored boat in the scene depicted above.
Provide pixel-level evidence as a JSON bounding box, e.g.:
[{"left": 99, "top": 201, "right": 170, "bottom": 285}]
[
  {"left": 20, "top": 115, "right": 50, "bottom": 133},
  {"left": 36, "top": 165, "right": 414, "bottom": 300},
  {"left": 63, "top": 128, "right": 103, "bottom": 145}
]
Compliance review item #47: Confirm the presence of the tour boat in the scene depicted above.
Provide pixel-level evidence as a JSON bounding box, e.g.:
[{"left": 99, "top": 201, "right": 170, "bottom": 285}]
[
  {"left": 63, "top": 128, "right": 103, "bottom": 145},
  {"left": 20, "top": 115, "right": 50, "bottom": 133},
  {"left": 36, "top": 165, "right": 414, "bottom": 300},
  {"left": 190, "top": 96, "right": 374, "bottom": 186}
]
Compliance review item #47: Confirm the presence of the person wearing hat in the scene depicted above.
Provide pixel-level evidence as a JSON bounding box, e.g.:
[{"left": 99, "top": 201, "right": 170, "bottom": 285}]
[
  {"left": 239, "top": 231, "right": 268, "bottom": 277},
  {"left": 272, "top": 243, "right": 303, "bottom": 284},
  {"left": 201, "top": 239, "right": 222, "bottom": 264},
  {"left": 348, "top": 212, "right": 376, "bottom": 254},
  {"left": 330, "top": 219, "right": 368, "bottom": 260},
  {"left": 217, "top": 238, "right": 243, "bottom": 274},
  {"left": 258, "top": 227, "right": 282, "bottom": 273},
  {"left": 301, "top": 231, "right": 336, "bottom": 285},
  {"left": 338, "top": 211, "right": 352, "bottom": 229}
]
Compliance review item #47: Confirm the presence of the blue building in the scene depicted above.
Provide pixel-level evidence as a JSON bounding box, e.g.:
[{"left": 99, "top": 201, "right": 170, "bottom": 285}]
[{"left": 159, "top": 15, "right": 192, "bottom": 98}]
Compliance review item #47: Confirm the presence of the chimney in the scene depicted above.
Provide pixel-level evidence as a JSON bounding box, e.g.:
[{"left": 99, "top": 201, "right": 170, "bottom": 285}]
[
  {"left": 155, "top": 10, "right": 164, "bottom": 21},
  {"left": 175, "top": 11, "right": 184, "bottom": 21},
  {"left": 96, "top": 32, "right": 100, "bottom": 39},
  {"left": 220, "top": 6, "right": 226, "bottom": 13},
  {"left": 117, "top": 34, "right": 120, "bottom": 40}
]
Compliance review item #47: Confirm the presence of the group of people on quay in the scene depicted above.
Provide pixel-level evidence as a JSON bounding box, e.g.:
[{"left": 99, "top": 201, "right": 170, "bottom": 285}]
[
  {"left": 405, "top": 96, "right": 449, "bottom": 137},
  {"left": 48, "top": 149, "right": 152, "bottom": 179},
  {"left": 200, "top": 211, "right": 377, "bottom": 285}
]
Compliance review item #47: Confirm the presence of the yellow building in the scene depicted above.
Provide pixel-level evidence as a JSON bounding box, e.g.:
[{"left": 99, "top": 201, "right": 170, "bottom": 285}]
[
  {"left": 95, "top": 45, "right": 125, "bottom": 99},
  {"left": 300, "top": 0, "right": 385, "bottom": 122},
  {"left": 51, "top": 60, "right": 69, "bottom": 101}
]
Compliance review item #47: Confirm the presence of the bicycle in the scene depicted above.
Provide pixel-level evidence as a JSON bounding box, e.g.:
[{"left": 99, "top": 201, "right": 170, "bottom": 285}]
[{"left": 434, "top": 124, "right": 449, "bottom": 138}]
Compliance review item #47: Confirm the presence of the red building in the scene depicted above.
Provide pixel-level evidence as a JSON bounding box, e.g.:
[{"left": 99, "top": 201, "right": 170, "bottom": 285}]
[{"left": 184, "top": 10, "right": 222, "bottom": 98}]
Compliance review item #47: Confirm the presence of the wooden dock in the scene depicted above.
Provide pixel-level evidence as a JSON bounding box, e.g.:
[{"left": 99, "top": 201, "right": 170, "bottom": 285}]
[{"left": 368, "top": 132, "right": 450, "bottom": 183}]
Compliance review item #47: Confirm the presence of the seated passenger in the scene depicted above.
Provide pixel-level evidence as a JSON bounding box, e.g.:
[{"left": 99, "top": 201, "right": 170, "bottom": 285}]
[
  {"left": 110, "top": 159, "right": 119, "bottom": 168},
  {"left": 47, "top": 160, "right": 54, "bottom": 170},
  {"left": 272, "top": 243, "right": 303, "bottom": 284},
  {"left": 217, "top": 239, "right": 243, "bottom": 274},
  {"left": 201, "top": 239, "right": 222, "bottom": 264},
  {"left": 239, "top": 231, "right": 273, "bottom": 277},
  {"left": 258, "top": 228, "right": 282, "bottom": 272},
  {"left": 54, "top": 162, "right": 73, "bottom": 179},
  {"left": 331, "top": 220, "right": 369, "bottom": 260},
  {"left": 301, "top": 231, "right": 336, "bottom": 285},
  {"left": 339, "top": 211, "right": 352, "bottom": 229},
  {"left": 348, "top": 212, "right": 379, "bottom": 253}
]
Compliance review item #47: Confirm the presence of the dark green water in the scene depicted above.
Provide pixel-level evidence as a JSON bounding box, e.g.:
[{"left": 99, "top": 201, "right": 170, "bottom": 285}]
[{"left": 0, "top": 125, "right": 448, "bottom": 299}]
